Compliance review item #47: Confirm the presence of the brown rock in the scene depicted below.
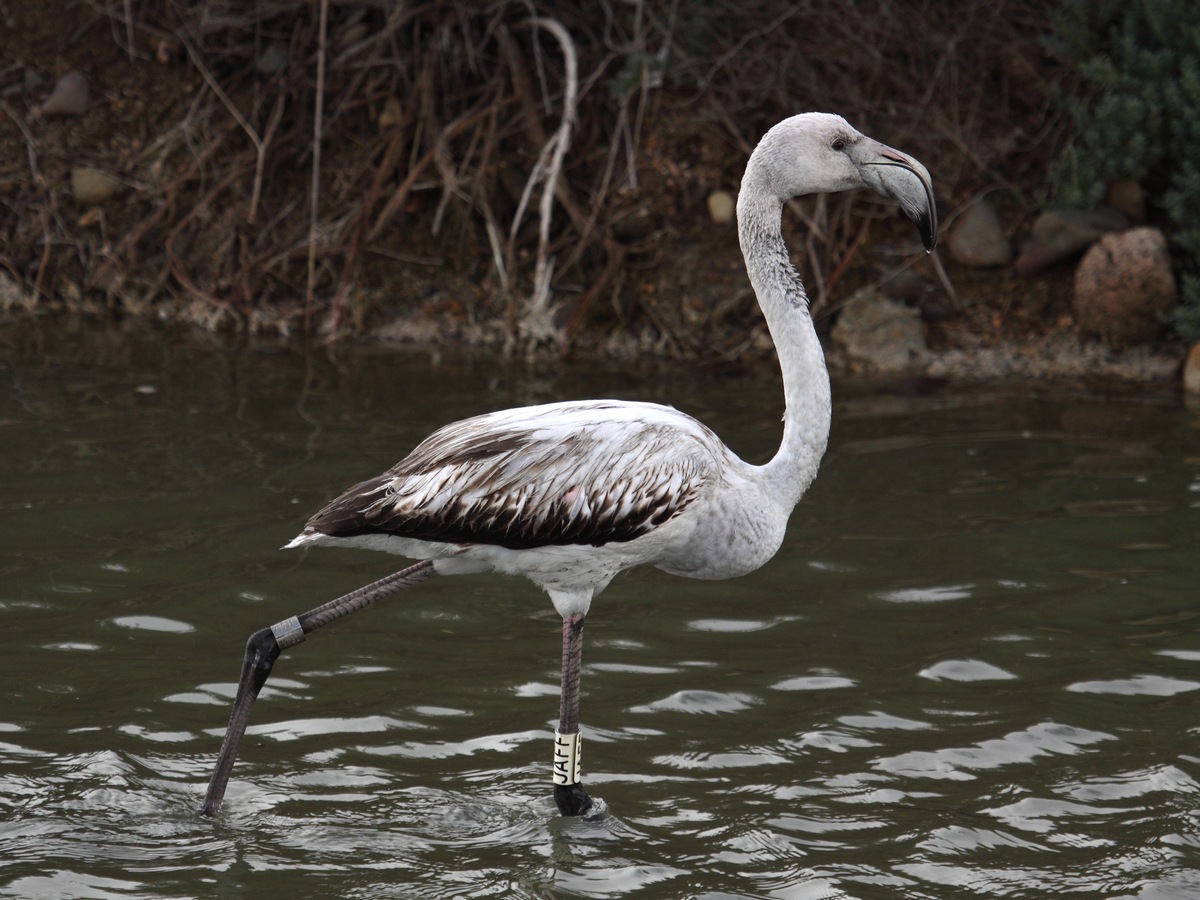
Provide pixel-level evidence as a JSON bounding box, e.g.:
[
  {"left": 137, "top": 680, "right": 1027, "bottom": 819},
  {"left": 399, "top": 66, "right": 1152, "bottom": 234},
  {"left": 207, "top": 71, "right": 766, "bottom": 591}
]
[
  {"left": 948, "top": 198, "right": 1011, "bottom": 267},
  {"left": 1072, "top": 227, "right": 1176, "bottom": 346},
  {"left": 1183, "top": 344, "right": 1200, "bottom": 394},
  {"left": 378, "top": 95, "right": 403, "bottom": 130}
]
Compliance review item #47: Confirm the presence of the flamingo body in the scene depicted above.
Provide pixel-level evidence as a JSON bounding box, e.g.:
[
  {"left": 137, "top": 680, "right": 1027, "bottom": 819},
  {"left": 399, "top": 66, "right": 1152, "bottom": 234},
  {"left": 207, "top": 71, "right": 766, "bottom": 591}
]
[
  {"left": 286, "top": 398, "right": 790, "bottom": 617},
  {"left": 200, "top": 112, "right": 937, "bottom": 818}
]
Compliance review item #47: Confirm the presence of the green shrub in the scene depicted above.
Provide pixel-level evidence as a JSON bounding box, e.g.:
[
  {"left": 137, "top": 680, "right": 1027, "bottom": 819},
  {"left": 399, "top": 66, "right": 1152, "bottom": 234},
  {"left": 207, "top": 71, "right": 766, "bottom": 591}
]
[{"left": 1050, "top": 0, "right": 1200, "bottom": 341}]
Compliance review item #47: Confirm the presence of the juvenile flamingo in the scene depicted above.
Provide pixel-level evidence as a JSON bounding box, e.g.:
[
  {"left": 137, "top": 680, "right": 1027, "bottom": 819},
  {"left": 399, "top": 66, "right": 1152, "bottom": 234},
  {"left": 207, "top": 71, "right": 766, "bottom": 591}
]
[{"left": 199, "top": 112, "right": 936, "bottom": 818}]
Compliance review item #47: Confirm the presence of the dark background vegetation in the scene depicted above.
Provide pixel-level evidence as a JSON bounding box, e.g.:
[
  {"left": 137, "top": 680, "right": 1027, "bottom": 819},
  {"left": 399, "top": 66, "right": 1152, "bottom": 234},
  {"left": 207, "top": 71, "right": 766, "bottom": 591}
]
[{"left": 0, "top": 1, "right": 1191, "bottom": 355}]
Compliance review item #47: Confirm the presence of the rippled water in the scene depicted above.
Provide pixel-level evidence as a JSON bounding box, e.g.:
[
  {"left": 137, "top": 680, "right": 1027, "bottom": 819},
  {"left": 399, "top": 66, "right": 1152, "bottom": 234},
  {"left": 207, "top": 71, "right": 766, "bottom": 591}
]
[{"left": 2, "top": 325, "right": 1199, "bottom": 898}]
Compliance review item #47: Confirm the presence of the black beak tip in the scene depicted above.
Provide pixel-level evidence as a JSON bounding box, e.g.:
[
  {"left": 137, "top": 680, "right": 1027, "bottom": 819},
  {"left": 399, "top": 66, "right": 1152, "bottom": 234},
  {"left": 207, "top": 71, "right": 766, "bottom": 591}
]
[{"left": 917, "top": 212, "right": 938, "bottom": 253}]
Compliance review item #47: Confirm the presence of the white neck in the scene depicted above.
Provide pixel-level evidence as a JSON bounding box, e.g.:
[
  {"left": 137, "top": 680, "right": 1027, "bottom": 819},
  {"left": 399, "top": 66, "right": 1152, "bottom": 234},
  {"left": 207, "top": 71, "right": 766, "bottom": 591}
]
[{"left": 737, "top": 178, "right": 832, "bottom": 512}]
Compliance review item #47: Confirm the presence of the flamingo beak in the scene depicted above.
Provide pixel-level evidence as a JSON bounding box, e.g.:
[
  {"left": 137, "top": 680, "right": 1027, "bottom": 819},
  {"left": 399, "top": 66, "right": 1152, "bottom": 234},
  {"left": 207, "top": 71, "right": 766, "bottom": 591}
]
[{"left": 857, "top": 143, "right": 938, "bottom": 252}]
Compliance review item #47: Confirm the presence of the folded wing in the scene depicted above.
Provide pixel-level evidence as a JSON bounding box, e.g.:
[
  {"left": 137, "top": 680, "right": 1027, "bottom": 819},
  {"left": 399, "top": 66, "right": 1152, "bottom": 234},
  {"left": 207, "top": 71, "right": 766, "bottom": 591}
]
[{"left": 300, "top": 401, "right": 719, "bottom": 550}]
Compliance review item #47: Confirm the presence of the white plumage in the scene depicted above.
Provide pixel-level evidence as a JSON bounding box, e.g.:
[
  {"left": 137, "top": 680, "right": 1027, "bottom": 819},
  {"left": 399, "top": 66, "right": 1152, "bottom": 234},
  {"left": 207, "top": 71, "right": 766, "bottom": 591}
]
[
  {"left": 200, "top": 112, "right": 937, "bottom": 818},
  {"left": 286, "top": 399, "right": 780, "bottom": 614}
]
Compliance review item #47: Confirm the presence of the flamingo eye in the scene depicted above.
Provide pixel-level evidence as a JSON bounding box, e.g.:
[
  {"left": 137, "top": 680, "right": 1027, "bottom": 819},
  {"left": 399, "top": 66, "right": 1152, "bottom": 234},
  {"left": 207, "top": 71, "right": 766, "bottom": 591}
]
[{"left": 831, "top": 138, "right": 846, "bottom": 152}]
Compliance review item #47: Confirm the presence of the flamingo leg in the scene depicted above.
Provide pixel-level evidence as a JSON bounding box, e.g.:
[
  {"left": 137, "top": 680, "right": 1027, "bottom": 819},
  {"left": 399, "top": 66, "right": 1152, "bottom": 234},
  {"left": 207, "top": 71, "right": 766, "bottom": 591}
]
[
  {"left": 199, "top": 559, "right": 437, "bottom": 816},
  {"left": 553, "top": 612, "right": 593, "bottom": 816}
]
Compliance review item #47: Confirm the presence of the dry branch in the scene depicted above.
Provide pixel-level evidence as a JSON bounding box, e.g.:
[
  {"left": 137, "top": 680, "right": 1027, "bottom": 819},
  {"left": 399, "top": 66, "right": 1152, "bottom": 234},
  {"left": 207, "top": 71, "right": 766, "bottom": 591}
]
[
  {"left": 306, "top": 0, "right": 330, "bottom": 333},
  {"left": 510, "top": 16, "right": 579, "bottom": 344},
  {"left": 2, "top": 0, "right": 1059, "bottom": 350}
]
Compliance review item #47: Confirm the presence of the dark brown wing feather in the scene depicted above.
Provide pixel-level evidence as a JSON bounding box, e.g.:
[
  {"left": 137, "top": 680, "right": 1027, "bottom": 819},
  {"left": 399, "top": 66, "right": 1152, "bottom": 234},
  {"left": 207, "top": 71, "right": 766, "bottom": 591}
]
[{"left": 302, "top": 401, "right": 719, "bottom": 550}]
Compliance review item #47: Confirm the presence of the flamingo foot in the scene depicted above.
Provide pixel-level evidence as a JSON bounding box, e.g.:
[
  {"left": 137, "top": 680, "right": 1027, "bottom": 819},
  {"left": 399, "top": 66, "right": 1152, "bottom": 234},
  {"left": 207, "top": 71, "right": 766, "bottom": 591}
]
[{"left": 554, "top": 781, "right": 593, "bottom": 817}]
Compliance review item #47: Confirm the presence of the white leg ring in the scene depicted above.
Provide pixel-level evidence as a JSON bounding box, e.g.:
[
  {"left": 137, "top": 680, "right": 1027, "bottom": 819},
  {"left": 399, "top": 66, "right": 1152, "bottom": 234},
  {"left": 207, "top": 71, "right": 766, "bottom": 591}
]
[
  {"left": 552, "top": 730, "right": 582, "bottom": 785},
  {"left": 271, "top": 616, "right": 306, "bottom": 650}
]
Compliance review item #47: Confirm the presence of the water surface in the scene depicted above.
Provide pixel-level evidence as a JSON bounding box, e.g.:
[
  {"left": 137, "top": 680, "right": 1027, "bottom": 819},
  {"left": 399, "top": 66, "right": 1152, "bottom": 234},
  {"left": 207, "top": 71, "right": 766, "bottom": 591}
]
[{"left": 1, "top": 325, "right": 1198, "bottom": 898}]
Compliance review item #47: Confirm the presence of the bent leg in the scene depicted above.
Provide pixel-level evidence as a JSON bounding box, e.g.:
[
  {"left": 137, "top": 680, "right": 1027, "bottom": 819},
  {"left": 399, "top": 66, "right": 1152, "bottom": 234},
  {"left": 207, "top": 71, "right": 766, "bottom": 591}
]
[{"left": 199, "top": 559, "right": 436, "bottom": 815}]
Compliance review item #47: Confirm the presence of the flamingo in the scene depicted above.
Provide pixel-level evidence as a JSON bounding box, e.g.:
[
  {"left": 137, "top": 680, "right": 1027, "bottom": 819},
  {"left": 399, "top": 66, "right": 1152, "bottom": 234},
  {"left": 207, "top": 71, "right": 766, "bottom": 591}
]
[{"left": 199, "top": 112, "right": 936, "bottom": 818}]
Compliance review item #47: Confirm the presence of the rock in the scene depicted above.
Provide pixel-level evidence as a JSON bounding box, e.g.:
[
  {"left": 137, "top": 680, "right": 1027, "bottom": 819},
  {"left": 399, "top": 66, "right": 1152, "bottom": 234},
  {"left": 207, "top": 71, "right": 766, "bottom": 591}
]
[
  {"left": 155, "top": 38, "right": 181, "bottom": 65},
  {"left": 0, "top": 270, "right": 31, "bottom": 312},
  {"left": 373, "top": 312, "right": 443, "bottom": 344},
  {"left": 878, "top": 269, "right": 953, "bottom": 322},
  {"left": 378, "top": 95, "right": 404, "bottom": 130},
  {"left": 706, "top": 190, "right": 735, "bottom": 224},
  {"left": 878, "top": 267, "right": 930, "bottom": 303},
  {"left": 1072, "top": 227, "right": 1176, "bottom": 346},
  {"left": 336, "top": 21, "right": 369, "bottom": 51},
  {"left": 831, "top": 290, "right": 926, "bottom": 373},
  {"left": 71, "top": 166, "right": 123, "bottom": 205},
  {"left": 38, "top": 71, "right": 89, "bottom": 117},
  {"left": 1106, "top": 179, "right": 1145, "bottom": 223},
  {"left": 610, "top": 206, "right": 655, "bottom": 242},
  {"left": 948, "top": 198, "right": 1011, "bottom": 267},
  {"left": 1015, "top": 208, "right": 1129, "bottom": 274},
  {"left": 1184, "top": 344, "right": 1200, "bottom": 394},
  {"left": 256, "top": 43, "right": 288, "bottom": 75}
]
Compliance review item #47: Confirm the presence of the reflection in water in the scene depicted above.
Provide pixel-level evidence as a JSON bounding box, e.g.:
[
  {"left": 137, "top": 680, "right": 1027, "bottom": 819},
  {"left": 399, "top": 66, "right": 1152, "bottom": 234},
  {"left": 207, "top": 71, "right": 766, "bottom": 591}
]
[{"left": 0, "top": 326, "right": 1198, "bottom": 897}]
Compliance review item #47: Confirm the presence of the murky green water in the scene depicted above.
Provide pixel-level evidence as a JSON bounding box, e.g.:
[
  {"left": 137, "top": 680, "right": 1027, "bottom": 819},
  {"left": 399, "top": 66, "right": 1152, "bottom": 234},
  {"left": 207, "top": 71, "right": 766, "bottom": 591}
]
[{"left": 1, "top": 324, "right": 1199, "bottom": 899}]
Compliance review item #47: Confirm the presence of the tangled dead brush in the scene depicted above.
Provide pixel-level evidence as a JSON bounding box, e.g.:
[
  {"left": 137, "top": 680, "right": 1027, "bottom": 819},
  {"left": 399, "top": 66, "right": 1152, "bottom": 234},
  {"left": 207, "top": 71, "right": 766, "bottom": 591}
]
[{"left": 1, "top": 0, "right": 1060, "bottom": 353}]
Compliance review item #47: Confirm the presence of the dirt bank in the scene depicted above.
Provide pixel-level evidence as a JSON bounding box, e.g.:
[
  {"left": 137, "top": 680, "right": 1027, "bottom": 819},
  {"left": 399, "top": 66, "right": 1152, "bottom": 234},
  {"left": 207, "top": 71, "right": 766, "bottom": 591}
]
[{"left": 0, "top": 2, "right": 1188, "bottom": 384}]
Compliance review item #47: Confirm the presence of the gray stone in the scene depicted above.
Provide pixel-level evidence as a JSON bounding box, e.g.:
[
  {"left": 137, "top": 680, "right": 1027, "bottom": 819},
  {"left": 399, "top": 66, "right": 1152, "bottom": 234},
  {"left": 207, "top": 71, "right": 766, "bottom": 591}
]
[
  {"left": 831, "top": 290, "right": 926, "bottom": 373},
  {"left": 71, "top": 166, "right": 123, "bottom": 205},
  {"left": 0, "top": 270, "right": 30, "bottom": 312},
  {"left": 948, "top": 198, "right": 1011, "bottom": 267},
  {"left": 256, "top": 43, "right": 289, "bottom": 75},
  {"left": 1072, "top": 227, "right": 1176, "bottom": 346},
  {"left": 39, "top": 71, "right": 89, "bottom": 117},
  {"left": 1015, "top": 208, "right": 1129, "bottom": 274}
]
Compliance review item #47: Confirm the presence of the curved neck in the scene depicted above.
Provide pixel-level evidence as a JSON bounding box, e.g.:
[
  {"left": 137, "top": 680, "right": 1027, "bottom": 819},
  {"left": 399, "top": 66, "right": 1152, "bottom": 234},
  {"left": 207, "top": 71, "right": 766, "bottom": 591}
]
[{"left": 737, "top": 183, "right": 832, "bottom": 511}]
